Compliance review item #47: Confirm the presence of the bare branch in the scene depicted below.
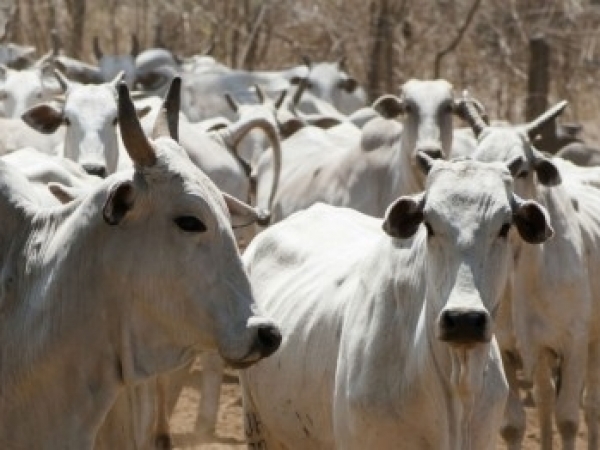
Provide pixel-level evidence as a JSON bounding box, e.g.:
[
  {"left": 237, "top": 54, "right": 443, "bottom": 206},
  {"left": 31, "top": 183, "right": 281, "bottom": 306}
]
[{"left": 433, "top": 0, "right": 482, "bottom": 78}]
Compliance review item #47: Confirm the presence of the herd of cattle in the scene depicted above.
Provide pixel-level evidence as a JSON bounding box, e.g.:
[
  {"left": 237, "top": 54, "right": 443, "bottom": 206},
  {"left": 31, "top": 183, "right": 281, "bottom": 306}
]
[{"left": 2, "top": 35, "right": 600, "bottom": 450}]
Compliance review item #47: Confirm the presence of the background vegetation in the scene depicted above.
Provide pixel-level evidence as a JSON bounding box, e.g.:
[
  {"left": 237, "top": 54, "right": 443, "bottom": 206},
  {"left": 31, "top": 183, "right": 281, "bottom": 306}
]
[{"left": 3, "top": 0, "right": 600, "bottom": 137}]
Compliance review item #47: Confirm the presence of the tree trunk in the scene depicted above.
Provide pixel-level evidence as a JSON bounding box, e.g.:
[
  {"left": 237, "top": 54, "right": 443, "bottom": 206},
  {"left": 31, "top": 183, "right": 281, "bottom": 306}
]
[{"left": 525, "top": 34, "right": 550, "bottom": 122}]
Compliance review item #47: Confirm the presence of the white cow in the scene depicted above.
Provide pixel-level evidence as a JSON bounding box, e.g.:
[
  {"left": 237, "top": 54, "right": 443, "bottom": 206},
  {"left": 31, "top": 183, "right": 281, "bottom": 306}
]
[
  {"left": 254, "top": 78, "right": 469, "bottom": 222},
  {"left": 93, "top": 35, "right": 139, "bottom": 88},
  {"left": 22, "top": 70, "right": 150, "bottom": 177},
  {"left": 0, "top": 81, "right": 281, "bottom": 449},
  {"left": 0, "top": 53, "right": 59, "bottom": 118},
  {"left": 463, "top": 99, "right": 597, "bottom": 450},
  {"left": 240, "top": 156, "right": 553, "bottom": 449},
  {"left": 1, "top": 146, "right": 101, "bottom": 198}
]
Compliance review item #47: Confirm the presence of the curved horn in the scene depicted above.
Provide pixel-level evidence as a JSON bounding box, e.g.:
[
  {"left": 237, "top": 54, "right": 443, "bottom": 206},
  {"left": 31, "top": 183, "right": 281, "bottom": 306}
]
[
  {"left": 152, "top": 76, "right": 181, "bottom": 141},
  {"left": 117, "top": 82, "right": 157, "bottom": 167},
  {"left": 54, "top": 68, "right": 72, "bottom": 92},
  {"left": 455, "top": 90, "right": 488, "bottom": 138},
  {"left": 221, "top": 118, "right": 282, "bottom": 226},
  {"left": 525, "top": 100, "right": 568, "bottom": 141},
  {"left": 93, "top": 36, "right": 103, "bottom": 60},
  {"left": 131, "top": 34, "right": 140, "bottom": 57}
]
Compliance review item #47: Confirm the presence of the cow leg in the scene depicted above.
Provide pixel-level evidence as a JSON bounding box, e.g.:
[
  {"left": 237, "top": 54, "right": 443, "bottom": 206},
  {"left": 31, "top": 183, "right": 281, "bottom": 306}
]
[
  {"left": 196, "top": 351, "right": 224, "bottom": 435},
  {"left": 555, "top": 341, "right": 586, "bottom": 450},
  {"left": 534, "top": 349, "right": 557, "bottom": 450},
  {"left": 155, "top": 375, "right": 173, "bottom": 449},
  {"left": 500, "top": 351, "right": 525, "bottom": 450},
  {"left": 585, "top": 339, "right": 600, "bottom": 450}
]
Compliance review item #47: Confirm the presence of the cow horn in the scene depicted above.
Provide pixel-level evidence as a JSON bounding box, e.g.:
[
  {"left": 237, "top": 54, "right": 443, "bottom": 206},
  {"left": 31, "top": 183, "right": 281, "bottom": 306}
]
[
  {"left": 109, "top": 70, "right": 125, "bottom": 88},
  {"left": 225, "top": 92, "right": 239, "bottom": 113},
  {"left": 93, "top": 36, "right": 103, "bottom": 60},
  {"left": 525, "top": 100, "right": 568, "bottom": 141},
  {"left": 152, "top": 76, "right": 181, "bottom": 141},
  {"left": 118, "top": 82, "right": 157, "bottom": 167},
  {"left": 254, "top": 84, "right": 266, "bottom": 104},
  {"left": 54, "top": 68, "right": 72, "bottom": 92},
  {"left": 274, "top": 90, "right": 287, "bottom": 110},
  {"left": 33, "top": 50, "right": 53, "bottom": 69},
  {"left": 456, "top": 91, "right": 488, "bottom": 138},
  {"left": 221, "top": 118, "right": 282, "bottom": 225},
  {"left": 292, "top": 78, "right": 309, "bottom": 107}
]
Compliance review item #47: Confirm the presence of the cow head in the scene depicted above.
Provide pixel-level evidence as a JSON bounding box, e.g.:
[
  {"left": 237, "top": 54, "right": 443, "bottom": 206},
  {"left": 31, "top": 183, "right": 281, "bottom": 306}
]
[
  {"left": 383, "top": 155, "right": 552, "bottom": 348},
  {"left": 97, "top": 80, "right": 281, "bottom": 377},
  {"left": 372, "top": 79, "right": 469, "bottom": 171},
  {"left": 22, "top": 70, "right": 150, "bottom": 178},
  {"left": 93, "top": 35, "right": 139, "bottom": 88},
  {"left": 465, "top": 98, "right": 566, "bottom": 196},
  {"left": 292, "top": 57, "right": 365, "bottom": 114}
]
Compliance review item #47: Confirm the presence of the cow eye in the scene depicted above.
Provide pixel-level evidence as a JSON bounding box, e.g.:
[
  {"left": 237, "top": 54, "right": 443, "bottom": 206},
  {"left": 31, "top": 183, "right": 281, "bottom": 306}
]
[
  {"left": 175, "top": 216, "right": 206, "bottom": 233},
  {"left": 64, "top": 117, "right": 71, "bottom": 126},
  {"left": 174, "top": 216, "right": 207, "bottom": 233},
  {"left": 499, "top": 223, "right": 511, "bottom": 238},
  {"left": 113, "top": 117, "right": 118, "bottom": 126}
]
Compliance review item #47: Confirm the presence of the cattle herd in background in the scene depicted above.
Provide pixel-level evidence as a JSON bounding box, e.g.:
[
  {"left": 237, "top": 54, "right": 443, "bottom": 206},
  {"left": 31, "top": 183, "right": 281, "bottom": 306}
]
[{"left": 1, "top": 34, "right": 600, "bottom": 450}]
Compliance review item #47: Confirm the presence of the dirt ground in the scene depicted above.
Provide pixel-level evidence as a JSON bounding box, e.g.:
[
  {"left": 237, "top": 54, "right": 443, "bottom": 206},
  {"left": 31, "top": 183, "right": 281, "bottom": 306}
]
[{"left": 167, "top": 365, "right": 590, "bottom": 450}]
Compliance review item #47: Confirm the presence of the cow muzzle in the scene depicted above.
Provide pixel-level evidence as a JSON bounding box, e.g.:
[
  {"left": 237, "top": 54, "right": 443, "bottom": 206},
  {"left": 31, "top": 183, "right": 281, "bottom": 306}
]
[
  {"left": 437, "top": 308, "right": 491, "bottom": 346},
  {"left": 225, "top": 320, "right": 282, "bottom": 369}
]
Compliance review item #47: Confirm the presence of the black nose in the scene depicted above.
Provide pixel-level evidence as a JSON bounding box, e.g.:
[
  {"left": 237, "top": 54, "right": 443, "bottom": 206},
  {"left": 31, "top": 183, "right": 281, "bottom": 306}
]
[
  {"left": 438, "top": 309, "right": 490, "bottom": 345},
  {"left": 256, "top": 324, "right": 282, "bottom": 358},
  {"left": 256, "top": 208, "right": 271, "bottom": 227},
  {"left": 83, "top": 164, "right": 107, "bottom": 178}
]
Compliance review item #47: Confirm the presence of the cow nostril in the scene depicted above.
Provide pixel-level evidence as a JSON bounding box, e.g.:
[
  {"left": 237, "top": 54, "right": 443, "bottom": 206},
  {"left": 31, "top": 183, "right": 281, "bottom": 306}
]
[
  {"left": 441, "top": 310, "right": 457, "bottom": 330},
  {"left": 256, "top": 324, "right": 282, "bottom": 357}
]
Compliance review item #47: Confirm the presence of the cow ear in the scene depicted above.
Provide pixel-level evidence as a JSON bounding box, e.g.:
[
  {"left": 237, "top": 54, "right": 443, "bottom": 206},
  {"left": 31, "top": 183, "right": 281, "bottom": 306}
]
[
  {"left": 278, "top": 117, "right": 304, "bottom": 138},
  {"left": 22, "top": 104, "right": 64, "bottom": 134},
  {"left": 382, "top": 194, "right": 425, "bottom": 239},
  {"left": 372, "top": 95, "right": 404, "bottom": 119},
  {"left": 512, "top": 196, "right": 554, "bottom": 244},
  {"left": 103, "top": 180, "right": 135, "bottom": 225},
  {"left": 534, "top": 156, "right": 561, "bottom": 186},
  {"left": 338, "top": 77, "right": 358, "bottom": 93}
]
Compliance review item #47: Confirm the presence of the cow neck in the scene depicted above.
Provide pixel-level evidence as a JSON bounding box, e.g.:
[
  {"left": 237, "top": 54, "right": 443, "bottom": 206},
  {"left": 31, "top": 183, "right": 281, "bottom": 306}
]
[
  {"left": 0, "top": 190, "right": 122, "bottom": 449},
  {"left": 417, "top": 253, "right": 492, "bottom": 450}
]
